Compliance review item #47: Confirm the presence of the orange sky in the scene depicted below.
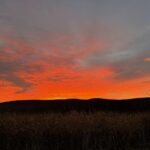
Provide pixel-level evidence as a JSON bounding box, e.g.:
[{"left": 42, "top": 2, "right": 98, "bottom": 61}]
[
  {"left": 0, "top": 38, "right": 149, "bottom": 102},
  {"left": 0, "top": 0, "right": 150, "bottom": 101}
]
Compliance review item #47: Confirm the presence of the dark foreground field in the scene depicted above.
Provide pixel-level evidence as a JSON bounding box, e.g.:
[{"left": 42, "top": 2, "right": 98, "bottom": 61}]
[
  {"left": 0, "top": 98, "right": 150, "bottom": 150},
  {"left": 0, "top": 111, "right": 150, "bottom": 150}
]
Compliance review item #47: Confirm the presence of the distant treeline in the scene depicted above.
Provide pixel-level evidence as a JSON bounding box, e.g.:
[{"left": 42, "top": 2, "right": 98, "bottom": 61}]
[{"left": 0, "top": 97, "right": 150, "bottom": 113}]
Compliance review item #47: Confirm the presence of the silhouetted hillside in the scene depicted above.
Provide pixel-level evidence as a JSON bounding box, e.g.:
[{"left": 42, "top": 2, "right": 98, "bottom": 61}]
[{"left": 0, "top": 97, "right": 150, "bottom": 113}]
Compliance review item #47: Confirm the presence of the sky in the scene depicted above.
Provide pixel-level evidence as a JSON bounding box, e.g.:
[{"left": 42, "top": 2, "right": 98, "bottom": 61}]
[{"left": 0, "top": 0, "right": 150, "bottom": 101}]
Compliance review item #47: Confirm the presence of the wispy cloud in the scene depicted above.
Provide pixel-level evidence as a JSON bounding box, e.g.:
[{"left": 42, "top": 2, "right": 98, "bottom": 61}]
[{"left": 0, "top": 0, "right": 150, "bottom": 99}]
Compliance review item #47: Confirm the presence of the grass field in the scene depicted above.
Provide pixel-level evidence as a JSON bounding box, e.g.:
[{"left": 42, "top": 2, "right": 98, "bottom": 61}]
[{"left": 0, "top": 111, "right": 150, "bottom": 150}]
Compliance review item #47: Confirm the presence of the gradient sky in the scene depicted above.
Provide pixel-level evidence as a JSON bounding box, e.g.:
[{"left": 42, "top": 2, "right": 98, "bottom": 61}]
[{"left": 0, "top": 0, "right": 150, "bottom": 101}]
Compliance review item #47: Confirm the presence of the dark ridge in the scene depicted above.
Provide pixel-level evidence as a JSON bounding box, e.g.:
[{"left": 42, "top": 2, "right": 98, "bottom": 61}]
[{"left": 0, "top": 97, "right": 150, "bottom": 113}]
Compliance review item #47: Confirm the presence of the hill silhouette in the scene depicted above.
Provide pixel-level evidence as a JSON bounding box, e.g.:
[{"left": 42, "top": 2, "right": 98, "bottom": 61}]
[{"left": 0, "top": 97, "right": 150, "bottom": 113}]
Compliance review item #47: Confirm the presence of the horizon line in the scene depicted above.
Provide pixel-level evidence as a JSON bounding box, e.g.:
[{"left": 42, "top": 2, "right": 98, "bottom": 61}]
[{"left": 1, "top": 97, "right": 150, "bottom": 103}]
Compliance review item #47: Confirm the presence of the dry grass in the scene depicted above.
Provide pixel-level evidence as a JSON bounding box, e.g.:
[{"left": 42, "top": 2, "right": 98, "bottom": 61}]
[{"left": 0, "top": 111, "right": 150, "bottom": 150}]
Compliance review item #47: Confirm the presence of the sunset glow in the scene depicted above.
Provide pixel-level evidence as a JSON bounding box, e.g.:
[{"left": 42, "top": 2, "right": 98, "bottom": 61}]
[{"left": 0, "top": 0, "right": 150, "bottom": 101}]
